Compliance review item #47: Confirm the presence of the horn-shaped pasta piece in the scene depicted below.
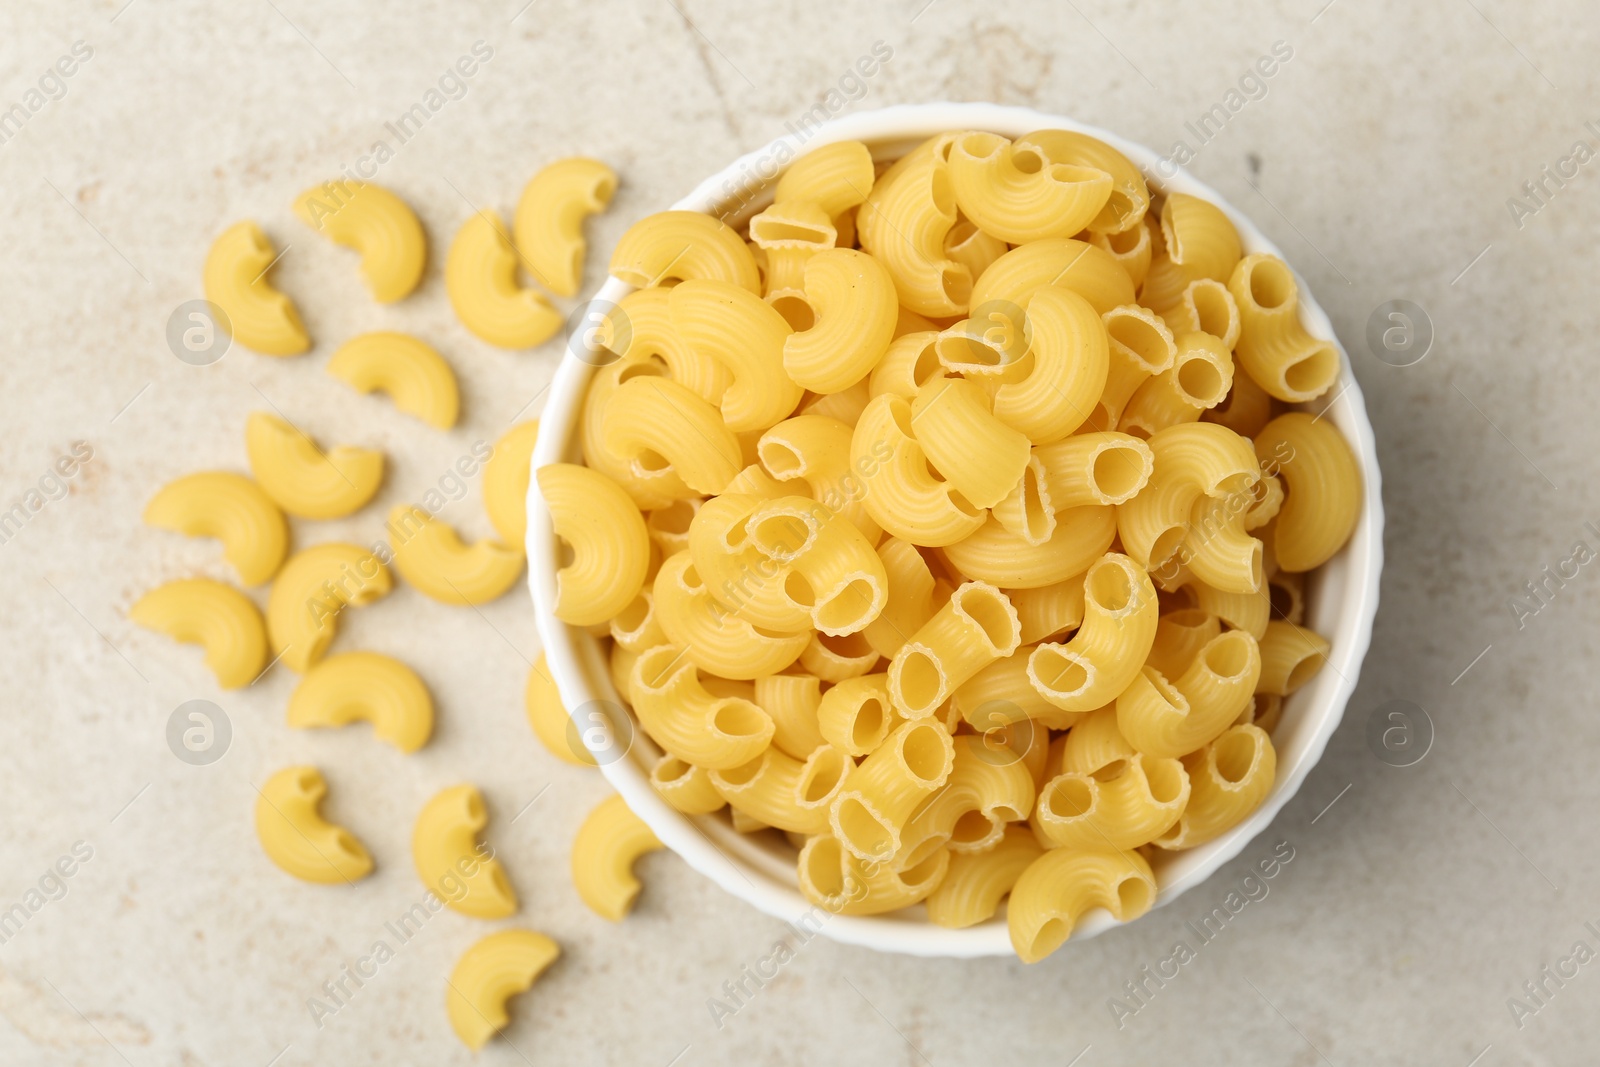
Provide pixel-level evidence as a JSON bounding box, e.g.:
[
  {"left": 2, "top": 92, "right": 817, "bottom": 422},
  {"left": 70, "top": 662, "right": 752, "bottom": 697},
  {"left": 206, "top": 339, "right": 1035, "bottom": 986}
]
[
  {"left": 650, "top": 754, "right": 726, "bottom": 814},
  {"left": 688, "top": 494, "right": 811, "bottom": 633},
  {"left": 1057, "top": 705, "right": 1137, "bottom": 777},
  {"left": 254, "top": 766, "right": 373, "bottom": 884},
  {"left": 1120, "top": 331, "right": 1234, "bottom": 439},
  {"left": 605, "top": 287, "right": 733, "bottom": 403},
  {"left": 1256, "top": 620, "right": 1330, "bottom": 696},
  {"left": 797, "top": 832, "right": 950, "bottom": 916},
  {"left": 1032, "top": 751, "right": 1190, "bottom": 850},
  {"left": 1140, "top": 193, "right": 1243, "bottom": 312},
  {"left": 744, "top": 496, "right": 887, "bottom": 637},
  {"left": 947, "top": 130, "right": 1113, "bottom": 243},
  {"left": 1161, "top": 277, "right": 1240, "bottom": 349},
  {"left": 780, "top": 248, "right": 898, "bottom": 393},
  {"left": 266, "top": 543, "right": 392, "bottom": 672},
  {"left": 757, "top": 415, "right": 880, "bottom": 542},
  {"left": 911, "top": 377, "right": 1030, "bottom": 510},
  {"left": 773, "top": 140, "right": 876, "bottom": 218},
  {"left": 816, "top": 673, "right": 898, "bottom": 756},
  {"left": 752, "top": 672, "right": 828, "bottom": 758},
  {"left": 1253, "top": 412, "right": 1362, "bottom": 572},
  {"left": 326, "top": 332, "right": 459, "bottom": 429},
  {"left": 1028, "top": 553, "right": 1157, "bottom": 713},
  {"left": 513, "top": 157, "right": 617, "bottom": 297},
  {"left": 710, "top": 743, "right": 852, "bottom": 836},
  {"left": 852, "top": 394, "right": 985, "bottom": 547},
  {"left": 940, "top": 504, "right": 1117, "bottom": 590},
  {"left": 1089, "top": 218, "right": 1153, "bottom": 289},
  {"left": 888, "top": 581, "right": 1020, "bottom": 719},
  {"left": 1033, "top": 432, "right": 1152, "bottom": 510},
  {"left": 857, "top": 132, "right": 970, "bottom": 317},
  {"left": 143, "top": 471, "right": 288, "bottom": 586},
  {"left": 1007, "top": 577, "right": 1087, "bottom": 646},
  {"left": 969, "top": 238, "right": 1134, "bottom": 316},
  {"left": 990, "top": 286, "right": 1110, "bottom": 444},
  {"left": 668, "top": 279, "right": 800, "bottom": 433},
  {"left": 483, "top": 420, "right": 540, "bottom": 546},
  {"left": 203, "top": 221, "right": 310, "bottom": 356},
  {"left": 799, "top": 630, "right": 880, "bottom": 683},
  {"left": 412, "top": 784, "right": 517, "bottom": 918},
  {"left": 1021, "top": 128, "right": 1151, "bottom": 235},
  {"left": 1154, "top": 724, "right": 1277, "bottom": 850},
  {"left": 571, "top": 793, "right": 664, "bottom": 921},
  {"left": 869, "top": 330, "right": 945, "bottom": 401},
  {"left": 1007, "top": 847, "right": 1155, "bottom": 963},
  {"left": 446, "top": 210, "right": 562, "bottom": 349},
  {"left": 830, "top": 718, "right": 955, "bottom": 862},
  {"left": 896, "top": 735, "right": 1036, "bottom": 869},
  {"left": 926, "top": 823, "right": 1044, "bottom": 929},
  {"left": 292, "top": 181, "right": 425, "bottom": 302},
  {"left": 860, "top": 537, "right": 939, "bottom": 660},
  {"left": 1145, "top": 608, "right": 1222, "bottom": 679},
  {"left": 287, "top": 651, "right": 434, "bottom": 753},
  {"left": 537, "top": 463, "right": 650, "bottom": 626},
  {"left": 1117, "top": 629, "right": 1261, "bottom": 757},
  {"left": 652, "top": 552, "right": 809, "bottom": 679},
  {"left": 446, "top": 929, "right": 561, "bottom": 1051},
  {"left": 629, "top": 644, "right": 775, "bottom": 769},
  {"left": 1096, "top": 303, "right": 1178, "bottom": 431},
  {"left": 749, "top": 198, "right": 837, "bottom": 251},
  {"left": 1116, "top": 422, "right": 1258, "bottom": 573},
  {"left": 131, "top": 578, "right": 268, "bottom": 688},
  {"left": 244, "top": 412, "right": 383, "bottom": 520},
  {"left": 951, "top": 644, "right": 1071, "bottom": 729},
  {"left": 609, "top": 210, "right": 761, "bottom": 292},
  {"left": 1229, "top": 253, "right": 1340, "bottom": 403},
  {"left": 600, "top": 375, "right": 743, "bottom": 496},
  {"left": 387, "top": 506, "right": 524, "bottom": 607}
]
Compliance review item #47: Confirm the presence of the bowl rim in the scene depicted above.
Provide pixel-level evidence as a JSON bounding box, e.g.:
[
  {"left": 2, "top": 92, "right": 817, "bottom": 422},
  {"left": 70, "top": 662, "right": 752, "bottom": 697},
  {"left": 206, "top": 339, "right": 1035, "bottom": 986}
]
[{"left": 526, "top": 102, "right": 1384, "bottom": 958}]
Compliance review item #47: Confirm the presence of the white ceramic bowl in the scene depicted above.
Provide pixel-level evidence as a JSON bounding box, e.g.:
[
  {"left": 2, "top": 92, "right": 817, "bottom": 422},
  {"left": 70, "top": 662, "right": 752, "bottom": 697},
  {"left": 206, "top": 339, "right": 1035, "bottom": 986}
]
[{"left": 527, "top": 102, "right": 1383, "bottom": 957}]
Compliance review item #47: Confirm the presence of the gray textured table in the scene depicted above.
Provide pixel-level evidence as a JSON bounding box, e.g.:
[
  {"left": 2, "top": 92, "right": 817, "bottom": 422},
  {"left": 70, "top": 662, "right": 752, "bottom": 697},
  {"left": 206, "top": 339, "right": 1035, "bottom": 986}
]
[{"left": 0, "top": 1, "right": 1592, "bottom": 1064}]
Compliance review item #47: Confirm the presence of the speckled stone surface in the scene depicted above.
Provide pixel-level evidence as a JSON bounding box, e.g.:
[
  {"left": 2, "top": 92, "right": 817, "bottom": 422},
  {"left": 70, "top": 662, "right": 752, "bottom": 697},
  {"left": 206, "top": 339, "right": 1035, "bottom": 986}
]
[{"left": 0, "top": 1, "right": 1595, "bottom": 1064}]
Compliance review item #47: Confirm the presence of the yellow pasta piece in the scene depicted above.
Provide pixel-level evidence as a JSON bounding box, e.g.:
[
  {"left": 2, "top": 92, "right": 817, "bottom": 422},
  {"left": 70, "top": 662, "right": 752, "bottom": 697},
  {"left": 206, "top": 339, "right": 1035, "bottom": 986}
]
[
  {"left": 947, "top": 130, "right": 1112, "bottom": 243},
  {"left": 446, "top": 210, "right": 562, "bottom": 349},
  {"left": 630, "top": 644, "right": 775, "bottom": 769},
  {"left": 537, "top": 462, "right": 650, "bottom": 626},
  {"left": 1117, "top": 629, "right": 1260, "bottom": 757},
  {"left": 1120, "top": 331, "right": 1234, "bottom": 439},
  {"left": 1145, "top": 608, "right": 1222, "bottom": 679},
  {"left": 852, "top": 394, "right": 985, "bottom": 547},
  {"left": 888, "top": 581, "right": 1020, "bottom": 719},
  {"left": 326, "top": 332, "right": 459, "bottom": 429},
  {"left": 781, "top": 248, "right": 897, "bottom": 393},
  {"left": 941, "top": 505, "right": 1117, "bottom": 590},
  {"left": 610, "top": 210, "right": 761, "bottom": 292},
  {"left": 1228, "top": 253, "right": 1340, "bottom": 402},
  {"left": 991, "top": 286, "right": 1111, "bottom": 444},
  {"left": 752, "top": 672, "right": 828, "bottom": 759},
  {"left": 1090, "top": 220, "right": 1153, "bottom": 289},
  {"left": 857, "top": 133, "right": 970, "bottom": 317},
  {"left": 1022, "top": 128, "right": 1151, "bottom": 234},
  {"left": 669, "top": 279, "right": 800, "bottom": 433},
  {"left": 711, "top": 743, "right": 851, "bottom": 835},
  {"left": 756, "top": 414, "right": 881, "bottom": 542},
  {"left": 1058, "top": 704, "right": 1137, "bottom": 777},
  {"left": 798, "top": 832, "right": 949, "bottom": 916},
  {"left": 1034, "top": 432, "right": 1152, "bottom": 510},
  {"left": 944, "top": 216, "right": 1009, "bottom": 281},
  {"left": 1028, "top": 553, "right": 1158, "bottom": 713},
  {"left": 869, "top": 330, "right": 944, "bottom": 401},
  {"left": 1006, "top": 578, "right": 1087, "bottom": 645},
  {"left": 951, "top": 644, "right": 1072, "bottom": 729},
  {"left": 571, "top": 793, "right": 664, "bottom": 921},
  {"left": 513, "top": 157, "right": 617, "bottom": 297},
  {"left": 911, "top": 377, "right": 1030, "bottom": 510},
  {"left": 1116, "top": 421, "right": 1259, "bottom": 575},
  {"left": 744, "top": 496, "right": 887, "bottom": 636},
  {"left": 130, "top": 578, "right": 268, "bottom": 689},
  {"left": 1162, "top": 277, "right": 1240, "bottom": 349},
  {"left": 143, "top": 471, "right": 288, "bottom": 586},
  {"left": 1140, "top": 193, "right": 1243, "bottom": 312},
  {"left": 650, "top": 754, "right": 726, "bottom": 814},
  {"left": 1154, "top": 724, "right": 1276, "bottom": 849},
  {"left": 653, "top": 552, "right": 809, "bottom": 679},
  {"left": 775, "top": 140, "right": 876, "bottom": 216},
  {"left": 243, "top": 412, "right": 383, "bottom": 520},
  {"left": 815, "top": 673, "right": 897, "bottom": 756},
  {"left": 446, "top": 929, "right": 560, "bottom": 1051},
  {"left": 292, "top": 180, "right": 425, "bottom": 303},
  {"left": 830, "top": 719, "right": 955, "bottom": 862},
  {"left": 1206, "top": 362, "right": 1274, "bottom": 438},
  {"left": 412, "top": 784, "right": 517, "bottom": 918},
  {"left": 925, "top": 824, "right": 1044, "bottom": 929},
  {"left": 203, "top": 221, "right": 309, "bottom": 356},
  {"left": 387, "top": 506, "right": 524, "bottom": 606},
  {"left": 1033, "top": 751, "right": 1189, "bottom": 850},
  {"left": 969, "top": 238, "right": 1135, "bottom": 317},
  {"left": 1187, "top": 578, "right": 1271, "bottom": 640},
  {"left": 1256, "top": 620, "right": 1330, "bottom": 696},
  {"left": 860, "top": 537, "right": 938, "bottom": 659},
  {"left": 287, "top": 651, "right": 433, "bottom": 752},
  {"left": 482, "top": 420, "right": 540, "bottom": 546},
  {"left": 600, "top": 375, "right": 743, "bottom": 496},
  {"left": 799, "top": 630, "right": 880, "bottom": 683},
  {"left": 254, "top": 766, "right": 372, "bottom": 884},
  {"left": 1008, "top": 847, "right": 1155, "bottom": 963},
  {"left": 688, "top": 494, "right": 811, "bottom": 634},
  {"left": 1254, "top": 412, "right": 1362, "bottom": 572},
  {"left": 266, "top": 542, "right": 391, "bottom": 673},
  {"left": 897, "top": 735, "right": 1035, "bottom": 866},
  {"left": 525, "top": 654, "right": 591, "bottom": 766}
]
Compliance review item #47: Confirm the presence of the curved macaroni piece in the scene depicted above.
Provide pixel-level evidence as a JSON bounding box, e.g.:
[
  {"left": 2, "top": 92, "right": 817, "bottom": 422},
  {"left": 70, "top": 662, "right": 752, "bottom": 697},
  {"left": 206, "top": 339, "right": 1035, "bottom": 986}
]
[
  {"left": 1120, "top": 331, "right": 1234, "bottom": 439},
  {"left": 1155, "top": 724, "right": 1276, "bottom": 849},
  {"left": 757, "top": 415, "right": 879, "bottom": 542},
  {"left": 604, "top": 287, "right": 734, "bottom": 403},
  {"left": 710, "top": 743, "right": 851, "bottom": 835},
  {"left": 610, "top": 591, "right": 667, "bottom": 654},
  {"left": 1267, "top": 568, "right": 1304, "bottom": 625},
  {"left": 254, "top": 766, "right": 372, "bottom": 884},
  {"left": 1028, "top": 554, "right": 1158, "bottom": 713},
  {"left": 781, "top": 248, "right": 897, "bottom": 393},
  {"left": 412, "top": 784, "right": 517, "bottom": 918},
  {"left": 1090, "top": 220, "right": 1153, "bottom": 289},
  {"left": 800, "top": 630, "right": 880, "bottom": 683},
  {"left": 944, "top": 217, "right": 1009, "bottom": 281},
  {"left": 1032, "top": 752, "right": 1190, "bottom": 850},
  {"left": 130, "top": 578, "right": 267, "bottom": 688},
  {"left": 292, "top": 181, "right": 425, "bottom": 303},
  {"left": 651, "top": 754, "right": 726, "bottom": 814},
  {"left": 925, "top": 824, "right": 1043, "bottom": 929},
  {"left": 752, "top": 672, "right": 827, "bottom": 759},
  {"left": 513, "top": 157, "right": 617, "bottom": 297},
  {"left": 816, "top": 673, "right": 897, "bottom": 756},
  {"left": 525, "top": 654, "right": 591, "bottom": 766},
  {"left": 991, "top": 456, "right": 1054, "bottom": 547},
  {"left": 327, "top": 332, "right": 459, "bottom": 429},
  {"left": 990, "top": 286, "right": 1110, "bottom": 444},
  {"left": 653, "top": 552, "right": 810, "bottom": 679},
  {"left": 669, "top": 279, "right": 800, "bottom": 432},
  {"left": 446, "top": 929, "right": 561, "bottom": 1051},
  {"left": 798, "top": 832, "right": 949, "bottom": 916},
  {"left": 1034, "top": 432, "right": 1152, "bottom": 510},
  {"left": 857, "top": 133, "right": 970, "bottom": 317},
  {"left": 940, "top": 505, "right": 1117, "bottom": 590},
  {"left": 830, "top": 719, "right": 955, "bottom": 861},
  {"left": 601, "top": 375, "right": 743, "bottom": 496},
  {"left": 1140, "top": 193, "right": 1243, "bottom": 312},
  {"left": 969, "top": 238, "right": 1135, "bottom": 317},
  {"left": 750, "top": 199, "right": 836, "bottom": 255},
  {"left": 144, "top": 471, "right": 288, "bottom": 586},
  {"left": 1254, "top": 412, "right": 1361, "bottom": 572},
  {"left": 646, "top": 499, "right": 698, "bottom": 557},
  {"left": 537, "top": 462, "right": 650, "bottom": 626},
  {"left": 446, "top": 210, "right": 563, "bottom": 349},
  {"left": 483, "top": 420, "right": 540, "bottom": 546},
  {"left": 1007, "top": 847, "right": 1156, "bottom": 963},
  {"left": 744, "top": 496, "right": 887, "bottom": 636},
  {"left": 947, "top": 130, "right": 1112, "bottom": 243},
  {"left": 571, "top": 793, "right": 664, "bottom": 921},
  {"left": 1058, "top": 705, "right": 1136, "bottom": 777},
  {"left": 951, "top": 644, "right": 1071, "bottom": 729},
  {"left": 287, "top": 651, "right": 433, "bottom": 752},
  {"left": 852, "top": 395, "right": 985, "bottom": 547},
  {"left": 1007, "top": 578, "right": 1087, "bottom": 645},
  {"left": 688, "top": 494, "right": 811, "bottom": 633},
  {"left": 1116, "top": 629, "right": 1261, "bottom": 757},
  {"left": 1162, "top": 277, "right": 1240, "bottom": 349},
  {"left": 1146, "top": 608, "right": 1222, "bottom": 679},
  {"left": 1188, "top": 579, "right": 1271, "bottom": 640},
  {"left": 888, "top": 581, "right": 1020, "bottom": 719},
  {"left": 911, "top": 376, "right": 1030, "bottom": 509},
  {"left": 869, "top": 330, "right": 944, "bottom": 401},
  {"left": 266, "top": 542, "right": 392, "bottom": 673},
  {"left": 610, "top": 210, "right": 760, "bottom": 292},
  {"left": 1228, "top": 253, "right": 1340, "bottom": 402},
  {"left": 1021, "top": 128, "right": 1151, "bottom": 234},
  {"left": 244, "top": 412, "right": 383, "bottom": 520},
  {"left": 898, "top": 735, "right": 1036, "bottom": 867},
  {"left": 1116, "top": 422, "right": 1259, "bottom": 573},
  {"left": 860, "top": 537, "right": 938, "bottom": 659},
  {"left": 203, "top": 221, "right": 310, "bottom": 356},
  {"left": 1205, "top": 362, "right": 1273, "bottom": 438},
  {"left": 1256, "top": 620, "right": 1330, "bottom": 696},
  {"left": 387, "top": 506, "right": 524, "bottom": 606},
  {"left": 630, "top": 644, "right": 775, "bottom": 769},
  {"left": 775, "top": 140, "right": 876, "bottom": 217}
]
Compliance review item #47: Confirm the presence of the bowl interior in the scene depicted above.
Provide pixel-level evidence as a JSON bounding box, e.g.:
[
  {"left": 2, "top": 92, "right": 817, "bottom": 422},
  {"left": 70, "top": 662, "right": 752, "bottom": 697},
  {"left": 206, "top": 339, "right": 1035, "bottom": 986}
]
[{"left": 527, "top": 102, "right": 1384, "bottom": 958}]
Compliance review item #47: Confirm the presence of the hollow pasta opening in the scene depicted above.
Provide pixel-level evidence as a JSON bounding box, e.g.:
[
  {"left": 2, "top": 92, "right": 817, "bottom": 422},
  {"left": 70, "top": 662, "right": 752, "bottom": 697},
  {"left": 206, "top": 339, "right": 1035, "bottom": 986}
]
[
  {"left": 1213, "top": 729, "right": 1259, "bottom": 784},
  {"left": 954, "top": 585, "right": 1016, "bottom": 651},
  {"left": 901, "top": 723, "right": 951, "bottom": 782},
  {"left": 556, "top": 537, "right": 576, "bottom": 568},
  {"left": 652, "top": 756, "right": 692, "bottom": 786},
  {"left": 770, "top": 294, "right": 815, "bottom": 332},
  {"left": 1247, "top": 258, "right": 1294, "bottom": 310},
  {"left": 1085, "top": 558, "right": 1136, "bottom": 613},
  {"left": 801, "top": 836, "right": 846, "bottom": 897},
  {"left": 1284, "top": 344, "right": 1339, "bottom": 397},
  {"left": 899, "top": 849, "right": 946, "bottom": 889},
  {"left": 1105, "top": 224, "right": 1144, "bottom": 254},
  {"left": 819, "top": 630, "right": 875, "bottom": 661},
  {"left": 784, "top": 571, "right": 816, "bottom": 608},
  {"left": 1046, "top": 776, "right": 1094, "bottom": 819},
  {"left": 851, "top": 697, "right": 886, "bottom": 749},
  {"left": 758, "top": 439, "right": 805, "bottom": 478},
  {"left": 940, "top": 265, "right": 973, "bottom": 309},
  {"left": 679, "top": 563, "right": 704, "bottom": 591},
  {"left": 836, "top": 797, "right": 894, "bottom": 858},
  {"left": 1190, "top": 281, "right": 1233, "bottom": 336},
  {"left": 800, "top": 749, "right": 849, "bottom": 804},
  {"left": 896, "top": 650, "right": 944, "bottom": 712},
  {"left": 1028, "top": 918, "right": 1070, "bottom": 961},
  {"left": 1092, "top": 445, "right": 1147, "bottom": 502},
  {"left": 1034, "top": 648, "right": 1089, "bottom": 696},
  {"left": 1203, "top": 632, "right": 1254, "bottom": 681},
  {"left": 751, "top": 512, "right": 814, "bottom": 558},
  {"left": 1286, "top": 645, "right": 1327, "bottom": 692},
  {"left": 1143, "top": 667, "right": 1185, "bottom": 712},
  {"left": 651, "top": 498, "right": 696, "bottom": 536},
  {"left": 1268, "top": 576, "right": 1299, "bottom": 620},
  {"left": 1012, "top": 145, "right": 1044, "bottom": 174},
  {"left": 712, "top": 700, "right": 768, "bottom": 740},
  {"left": 815, "top": 579, "right": 878, "bottom": 633},
  {"left": 929, "top": 165, "right": 956, "bottom": 215},
  {"left": 1143, "top": 758, "right": 1185, "bottom": 805},
  {"left": 617, "top": 355, "right": 668, "bottom": 382},
  {"left": 911, "top": 338, "right": 943, "bottom": 386},
  {"left": 953, "top": 809, "right": 995, "bottom": 844},
  {"left": 1177, "top": 356, "right": 1226, "bottom": 406},
  {"left": 612, "top": 594, "right": 651, "bottom": 636},
  {"left": 1115, "top": 875, "right": 1153, "bottom": 916},
  {"left": 1015, "top": 465, "right": 1051, "bottom": 541},
  {"left": 717, "top": 754, "right": 765, "bottom": 788},
  {"left": 635, "top": 646, "right": 680, "bottom": 690},
  {"left": 636, "top": 448, "right": 671, "bottom": 472},
  {"left": 1091, "top": 758, "right": 1128, "bottom": 782},
  {"left": 1106, "top": 313, "right": 1170, "bottom": 372}
]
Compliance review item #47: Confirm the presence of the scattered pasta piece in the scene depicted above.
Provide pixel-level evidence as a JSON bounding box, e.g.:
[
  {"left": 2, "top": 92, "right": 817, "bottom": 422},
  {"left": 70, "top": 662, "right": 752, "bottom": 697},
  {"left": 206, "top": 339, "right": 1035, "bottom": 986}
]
[
  {"left": 446, "top": 929, "right": 560, "bottom": 1051},
  {"left": 292, "top": 180, "right": 426, "bottom": 302},
  {"left": 513, "top": 157, "right": 617, "bottom": 297},
  {"left": 571, "top": 793, "right": 664, "bottom": 921},
  {"left": 287, "top": 651, "right": 433, "bottom": 753},
  {"left": 483, "top": 419, "right": 540, "bottom": 546},
  {"left": 386, "top": 505, "right": 524, "bottom": 606},
  {"left": 524, "top": 653, "right": 591, "bottom": 766},
  {"left": 266, "top": 542, "right": 391, "bottom": 672},
  {"left": 244, "top": 412, "right": 383, "bottom": 520},
  {"left": 143, "top": 471, "right": 288, "bottom": 586},
  {"left": 131, "top": 578, "right": 267, "bottom": 688},
  {"left": 327, "top": 332, "right": 460, "bottom": 429},
  {"left": 412, "top": 784, "right": 517, "bottom": 918},
  {"left": 446, "top": 210, "right": 562, "bottom": 348},
  {"left": 254, "top": 766, "right": 373, "bottom": 884},
  {"left": 203, "top": 221, "right": 309, "bottom": 356}
]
